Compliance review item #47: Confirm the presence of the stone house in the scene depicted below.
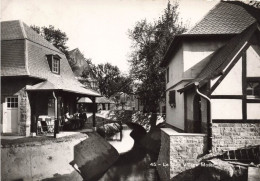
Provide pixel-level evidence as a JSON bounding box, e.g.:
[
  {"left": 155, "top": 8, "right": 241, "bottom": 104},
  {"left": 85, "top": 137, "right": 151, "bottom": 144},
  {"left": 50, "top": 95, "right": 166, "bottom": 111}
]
[
  {"left": 161, "top": 1, "right": 260, "bottom": 152},
  {"left": 68, "top": 48, "right": 98, "bottom": 90},
  {"left": 1, "top": 20, "right": 100, "bottom": 136},
  {"left": 157, "top": 2, "right": 260, "bottom": 180}
]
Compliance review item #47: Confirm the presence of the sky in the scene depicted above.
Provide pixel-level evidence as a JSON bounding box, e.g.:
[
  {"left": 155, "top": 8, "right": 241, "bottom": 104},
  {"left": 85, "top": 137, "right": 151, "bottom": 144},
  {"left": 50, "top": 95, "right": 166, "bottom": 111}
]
[{"left": 1, "top": 0, "right": 218, "bottom": 74}]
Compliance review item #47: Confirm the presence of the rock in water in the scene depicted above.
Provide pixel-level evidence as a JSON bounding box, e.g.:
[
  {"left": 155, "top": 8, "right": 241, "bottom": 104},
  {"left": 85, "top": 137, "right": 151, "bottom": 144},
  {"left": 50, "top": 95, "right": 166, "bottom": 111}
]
[{"left": 71, "top": 133, "right": 119, "bottom": 181}]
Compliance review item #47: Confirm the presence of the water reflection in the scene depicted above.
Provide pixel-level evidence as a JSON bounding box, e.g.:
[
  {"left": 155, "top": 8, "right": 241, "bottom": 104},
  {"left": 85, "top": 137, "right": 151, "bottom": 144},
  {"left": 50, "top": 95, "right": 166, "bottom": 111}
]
[{"left": 98, "top": 128, "right": 160, "bottom": 181}]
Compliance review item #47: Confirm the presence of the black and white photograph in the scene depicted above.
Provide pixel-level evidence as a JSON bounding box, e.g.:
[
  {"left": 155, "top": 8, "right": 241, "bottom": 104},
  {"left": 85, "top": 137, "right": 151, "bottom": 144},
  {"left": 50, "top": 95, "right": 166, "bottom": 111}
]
[{"left": 1, "top": 0, "right": 260, "bottom": 180}]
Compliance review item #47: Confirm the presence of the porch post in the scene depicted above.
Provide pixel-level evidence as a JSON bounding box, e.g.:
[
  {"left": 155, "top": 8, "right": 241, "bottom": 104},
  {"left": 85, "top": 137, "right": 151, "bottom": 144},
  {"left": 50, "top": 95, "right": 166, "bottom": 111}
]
[
  {"left": 53, "top": 91, "right": 59, "bottom": 138},
  {"left": 91, "top": 97, "right": 96, "bottom": 131}
]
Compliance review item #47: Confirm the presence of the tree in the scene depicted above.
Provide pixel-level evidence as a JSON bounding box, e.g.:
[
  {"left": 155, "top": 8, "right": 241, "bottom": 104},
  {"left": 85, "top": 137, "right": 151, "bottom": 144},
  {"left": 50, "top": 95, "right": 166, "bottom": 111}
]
[
  {"left": 30, "top": 25, "right": 70, "bottom": 59},
  {"left": 128, "top": 1, "right": 186, "bottom": 128},
  {"left": 82, "top": 62, "right": 132, "bottom": 98}
]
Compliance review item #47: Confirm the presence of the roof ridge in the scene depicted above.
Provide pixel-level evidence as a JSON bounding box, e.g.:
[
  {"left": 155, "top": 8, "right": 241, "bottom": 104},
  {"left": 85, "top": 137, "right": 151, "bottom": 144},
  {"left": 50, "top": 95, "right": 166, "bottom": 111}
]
[
  {"left": 19, "top": 21, "right": 31, "bottom": 76},
  {"left": 19, "top": 20, "right": 27, "bottom": 39},
  {"left": 22, "top": 22, "right": 64, "bottom": 55}
]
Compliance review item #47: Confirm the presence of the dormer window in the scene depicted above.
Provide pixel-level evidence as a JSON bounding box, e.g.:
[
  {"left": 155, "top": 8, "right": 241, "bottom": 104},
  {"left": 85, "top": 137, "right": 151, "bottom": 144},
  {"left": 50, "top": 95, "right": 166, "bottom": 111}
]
[
  {"left": 52, "top": 58, "right": 59, "bottom": 73},
  {"left": 46, "top": 54, "right": 61, "bottom": 74}
]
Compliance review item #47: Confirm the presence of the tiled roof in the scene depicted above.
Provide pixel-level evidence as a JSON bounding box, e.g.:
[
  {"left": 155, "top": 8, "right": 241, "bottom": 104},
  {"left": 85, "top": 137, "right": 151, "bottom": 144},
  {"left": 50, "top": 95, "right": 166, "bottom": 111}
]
[
  {"left": 1, "top": 21, "right": 25, "bottom": 40},
  {"left": 1, "top": 20, "right": 61, "bottom": 53},
  {"left": 1, "top": 66, "right": 28, "bottom": 76},
  {"left": 22, "top": 22, "right": 61, "bottom": 53},
  {"left": 187, "top": 1, "right": 257, "bottom": 35},
  {"left": 181, "top": 23, "right": 258, "bottom": 91},
  {"left": 1, "top": 20, "right": 101, "bottom": 97},
  {"left": 27, "top": 80, "right": 100, "bottom": 97},
  {"left": 161, "top": 1, "right": 259, "bottom": 67}
]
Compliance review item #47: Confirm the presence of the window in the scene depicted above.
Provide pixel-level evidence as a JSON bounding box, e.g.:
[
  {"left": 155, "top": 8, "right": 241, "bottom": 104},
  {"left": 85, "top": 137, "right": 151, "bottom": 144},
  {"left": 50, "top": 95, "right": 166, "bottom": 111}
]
[
  {"left": 169, "top": 90, "right": 176, "bottom": 108},
  {"left": 7, "top": 97, "right": 18, "bottom": 108},
  {"left": 246, "top": 80, "right": 260, "bottom": 99},
  {"left": 52, "top": 58, "right": 59, "bottom": 74},
  {"left": 46, "top": 54, "right": 61, "bottom": 74},
  {"left": 166, "top": 67, "right": 169, "bottom": 83}
]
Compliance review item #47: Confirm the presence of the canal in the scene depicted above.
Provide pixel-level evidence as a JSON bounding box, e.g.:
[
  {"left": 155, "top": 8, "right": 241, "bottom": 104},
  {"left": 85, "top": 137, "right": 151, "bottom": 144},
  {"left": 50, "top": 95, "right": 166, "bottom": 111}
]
[{"left": 97, "top": 125, "right": 161, "bottom": 181}]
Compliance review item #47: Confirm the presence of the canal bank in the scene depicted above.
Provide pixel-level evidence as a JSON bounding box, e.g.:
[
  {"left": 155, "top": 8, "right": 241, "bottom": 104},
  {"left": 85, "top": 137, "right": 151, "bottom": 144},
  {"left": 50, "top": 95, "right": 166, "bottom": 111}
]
[
  {"left": 1, "top": 121, "right": 163, "bottom": 181},
  {"left": 1, "top": 132, "right": 119, "bottom": 181}
]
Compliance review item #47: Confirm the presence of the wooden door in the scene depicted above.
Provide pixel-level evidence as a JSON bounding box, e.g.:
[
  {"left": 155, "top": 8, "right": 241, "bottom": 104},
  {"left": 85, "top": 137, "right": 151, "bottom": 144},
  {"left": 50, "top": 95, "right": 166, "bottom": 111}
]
[{"left": 3, "top": 97, "right": 18, "bottom": 133}]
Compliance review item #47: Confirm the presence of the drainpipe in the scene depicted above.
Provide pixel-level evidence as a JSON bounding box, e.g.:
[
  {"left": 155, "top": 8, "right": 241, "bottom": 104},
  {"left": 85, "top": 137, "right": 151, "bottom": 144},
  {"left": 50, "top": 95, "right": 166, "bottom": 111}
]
[
  {"left": 194, "top": 82, "right": 212, "bottom": 153},
  {"left": 52, "top": 91, "right": 58, "bottom": 119}
]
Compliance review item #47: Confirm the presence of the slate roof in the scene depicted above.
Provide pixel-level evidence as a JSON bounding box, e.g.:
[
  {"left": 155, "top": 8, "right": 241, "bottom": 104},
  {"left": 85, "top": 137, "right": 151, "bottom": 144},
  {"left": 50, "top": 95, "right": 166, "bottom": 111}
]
[
  {"left": 1, "top": 20, "right": 61, "bottom": 53},
  {"left": 1, "top": 20, "right": 101, "bottom": 97},
  {"left": 187, "top": 1, "right": 256, "bottom": 35},
  {"left": 179, "top": 23, "right": 259, "bottom": 92},
  {"left": 197, "top": 23, "right": 258, "bottom": 85},
  {"left": 161, "top": 1, "right": 259, "bottom": 67}
]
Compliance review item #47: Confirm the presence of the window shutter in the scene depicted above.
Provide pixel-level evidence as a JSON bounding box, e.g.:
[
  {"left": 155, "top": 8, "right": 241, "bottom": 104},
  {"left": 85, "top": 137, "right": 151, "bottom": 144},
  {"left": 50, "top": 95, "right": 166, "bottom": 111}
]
[{"left": 169, "top": 90, "right": 176, "bottom": 107}]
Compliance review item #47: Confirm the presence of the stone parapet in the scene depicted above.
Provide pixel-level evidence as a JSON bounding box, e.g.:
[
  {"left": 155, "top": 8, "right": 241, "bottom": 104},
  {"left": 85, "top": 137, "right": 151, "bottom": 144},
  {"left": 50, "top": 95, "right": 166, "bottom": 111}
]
[{"left": 157, "top": 128, "right": 207, "bottom": 181}]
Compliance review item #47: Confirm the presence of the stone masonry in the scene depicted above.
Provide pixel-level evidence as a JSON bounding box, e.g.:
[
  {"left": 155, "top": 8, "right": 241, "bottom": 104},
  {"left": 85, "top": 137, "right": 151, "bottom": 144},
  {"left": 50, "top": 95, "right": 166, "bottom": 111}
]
[
  {"left": 18, "top": 87, "right": 31, "bottom": 136},
  {"left": 157, "top": 128, "right": 207, "bottom": 181},
  {"left": 212, "top": 122, "right": 260, "bottom": 152}
]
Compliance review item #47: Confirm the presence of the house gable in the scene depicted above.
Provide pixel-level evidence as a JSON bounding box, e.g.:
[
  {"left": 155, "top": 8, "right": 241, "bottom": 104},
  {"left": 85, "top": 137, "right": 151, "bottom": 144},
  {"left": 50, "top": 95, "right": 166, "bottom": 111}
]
[
  {"left": 247, "top": 45, "right": 260, "bottom": 77},
  {"left": 211, "top": 57, "right": 243, "bottom": 95},
  {"left": 210, "top": 42, "right": 260, "bottom": 120},
  {"left": 182, "top": 39, "right": 227, "bottom": 72}
]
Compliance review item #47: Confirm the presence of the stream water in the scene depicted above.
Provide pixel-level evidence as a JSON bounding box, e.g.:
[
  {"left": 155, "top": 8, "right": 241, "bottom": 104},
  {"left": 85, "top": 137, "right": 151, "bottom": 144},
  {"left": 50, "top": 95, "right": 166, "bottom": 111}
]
[{"left": 97, "top": 127, "right": 161, "bottom": 181}]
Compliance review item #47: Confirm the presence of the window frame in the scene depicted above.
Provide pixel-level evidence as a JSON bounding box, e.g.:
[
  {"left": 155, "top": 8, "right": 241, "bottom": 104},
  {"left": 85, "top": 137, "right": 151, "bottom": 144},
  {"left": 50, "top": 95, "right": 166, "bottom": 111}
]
[
  {"left": 169, "top": 90, "right": 176, "bottom": 108},
  {"left": 52, "top": 58, "right": 60, "bottom": 74},
  {"left": 46, "top": 54, "right": 61, "bottom": 75},
  {"left": 246, "top": 77, "right": 260, "bottom": 99},
  {"left": 6, "top": 96, "right": 18, "bottom": 109}
]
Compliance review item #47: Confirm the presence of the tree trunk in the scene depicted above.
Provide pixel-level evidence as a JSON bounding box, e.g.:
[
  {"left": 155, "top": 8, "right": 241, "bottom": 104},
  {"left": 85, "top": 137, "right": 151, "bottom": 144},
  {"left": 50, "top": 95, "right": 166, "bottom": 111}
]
[{"left": 150, "top": 112, "right": 157, "bottom": 130}]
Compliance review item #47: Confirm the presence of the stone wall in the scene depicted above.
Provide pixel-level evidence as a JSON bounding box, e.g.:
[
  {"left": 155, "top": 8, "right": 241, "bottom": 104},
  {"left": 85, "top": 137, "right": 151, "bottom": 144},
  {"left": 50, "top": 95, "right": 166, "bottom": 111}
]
[
  {"left": 19, "top": 87, "right": 31, "bottom": 136},
  {"left": 212, "top": 122, "right": 260, "bottom": 152},
  {"left": 1, "top": 133, "right": 119, "bottom": 181},
  {"left": 1, "top": 134, "right": 87, "bottom": 181},
  {"left": 157, "top": 128, "right": 207, "bottom": 181}
]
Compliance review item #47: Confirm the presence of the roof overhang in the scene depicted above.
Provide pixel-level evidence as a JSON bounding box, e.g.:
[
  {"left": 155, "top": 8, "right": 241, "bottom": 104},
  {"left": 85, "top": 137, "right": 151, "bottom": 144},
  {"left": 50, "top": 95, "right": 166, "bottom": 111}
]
[
  {"left": 26, "top": 88, "right": 102, "bottom": 97},
  {"left": 177, "top": 82, "right": 196, "bottom": 94},
  {"left": 1, "top": 75, "right": 46, "bottom": 81}
]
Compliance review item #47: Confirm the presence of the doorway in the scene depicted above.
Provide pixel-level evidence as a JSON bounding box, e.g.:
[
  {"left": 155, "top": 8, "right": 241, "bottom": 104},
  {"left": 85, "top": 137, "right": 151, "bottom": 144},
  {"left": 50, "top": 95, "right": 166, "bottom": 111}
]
[
  {"left": 193, "top": 94, "right": 202, "bottom": 133},
  {"left": 3, "top": 97, "right": 18, "bottom": 133}
]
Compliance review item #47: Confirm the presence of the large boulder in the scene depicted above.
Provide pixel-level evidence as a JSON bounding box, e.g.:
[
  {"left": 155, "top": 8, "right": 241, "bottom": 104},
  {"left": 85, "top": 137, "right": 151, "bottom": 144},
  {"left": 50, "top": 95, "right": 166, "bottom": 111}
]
[{"left": 71, "top": 133, "right": 119, "bottom": 181}]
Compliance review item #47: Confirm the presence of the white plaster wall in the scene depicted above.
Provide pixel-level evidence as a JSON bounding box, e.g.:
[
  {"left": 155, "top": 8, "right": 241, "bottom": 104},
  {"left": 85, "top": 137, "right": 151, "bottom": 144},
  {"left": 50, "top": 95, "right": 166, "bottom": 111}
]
[
  {"left": 211, "top": 99, "right": 242, "bottom": 119},
  {"left": 183, "top": 40, "right": 226, "bottom": 72},
  {"left": 166, "top": 83, "right": 185, "bottom": 130},
  {"left": 212, "top": 58, "right": 242, "bottom": 95},
  {"left": 247, "top": 103, "right": 260, "bottom": 119},
  {"left": 247, "top": 45, "right": 260, "bottom": 77},
  {"left": 166, "top": 45, "right": 184, "bottom": 89}
]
